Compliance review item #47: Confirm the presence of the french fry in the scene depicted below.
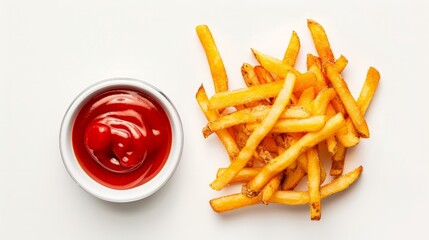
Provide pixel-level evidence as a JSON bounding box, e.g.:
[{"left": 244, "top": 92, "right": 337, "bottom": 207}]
[
  {"left": 307, "top": 53, "right": 322, "bottom": 70},
  {"left": 308, "top": 65, "right": 327, "bottom": 93},
  {"left": 307, "top": 147, "right": 321, "bottom": 220},
  {"left": 311, "top": 88, "right": 336, "bottom": 115},
  {"left": 209, "top": 80, "right": 283, "bottom": 110},
  {"left": 210, "top": 166, "right": 363, "bottom": 212},
  {"left": 196, "top": 25, "right": 228, "bottom": 93},
  {"left": 241, "top": 63, "right": 260, "bottom": 87},
  {"left": 252, "top": 49, "right": 317, "bottom": 92},
  {"left": 210, "top": 193, "right": 260, "bottom": 213},
  {"left": 196, "top": 86, "right": 239, "bottom": 158},
  {"left": 217, "top": 167, "right": 261, "bottom": 183},
  {"left": 261, "top": 173, "right": 283, "bottom": 204},
  {"left": 254, "top": 66, "right": 275, "bottom": 84},
  {"left": 282, "top": 160, "right": 306, "bottom": 190},
  {"left": 270, "top": 166, "right": 363, "bottom": 205},
  {"left": 203, "top": 105, "right": 311, "bottom": 137},
  {"left": 336, "top": 67, "right": 380, "bottom": 146},
  {"left": 325, "top": 103, "right": 338, "bottom": 155},
  {"left": 334, "top": 55, "right": 348, "bottom": 73},
  {"left": 243, "top": 113, "right": 345, "bottom": 196},
  {"left": 210, "top": 73, "right": 296, "bottom": 190},
  {"left": 297, "top": 87, "right": 316, "bottom": 110},
  {"left": 325, "top": 63, "right": 370, "bottom": 138},
  {"left": 330, "top": 143, "right": 346, "bottom": 176},
  {"left": 246, "top": 116, "right": 327, "bottom": 133},
  {"left": 357, "top": 67, "right": 380, "bottom": 115},
  {"left": 307, "top": 19, "right": 335, "bottom": 64},
  {"left": 283, "top": 31, "right": 301, "bottom": 67}
]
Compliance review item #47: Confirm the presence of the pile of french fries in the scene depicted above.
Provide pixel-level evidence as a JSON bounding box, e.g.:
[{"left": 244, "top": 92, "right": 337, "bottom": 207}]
[{"left": 195, "top": 19, "right": 379, "bottom": 220}]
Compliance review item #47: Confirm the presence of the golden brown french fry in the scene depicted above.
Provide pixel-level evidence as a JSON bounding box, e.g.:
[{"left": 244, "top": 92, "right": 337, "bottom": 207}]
[
  {"left": 325, "top": 104, "right": 338, "bottom": 155},
  {"left": 307, "top": 19, "right": 335, "bottom": 64},
  {"left": 241, "top": 63, "right": 260, "bottom": 87},
  {"left": 336, "top": 118, "right": 360, "bottom": 147},
  {"left": 261, "top": 173, "right": 283, "bottom": 204},
  {"left": 307, "top": 147, "right": 321, "bottom": 220},
  {"left": 357, "top": 67, "right": 380, "bottom": 114},
  {"left": 254, "top": 66, "right": 275, "bottom": 84},
  {"left": 311, "top": 88, "right": 336, "bottom": 115},
  {"left": 325, "top": 63, "right": 370, "bottom": 138},
  {"left": 210, "top": 193, "right": 260, "bottom": 213},
  {"left": 308, "top": 65, "right": 327, "bottom": 93},
  {"left": 330, "top": 143, "right": 346, "bottom": 176},
  {"left": 210, "top": 73, "right": 296, "bottom": 190},
  {"left": 307, "top": 53, "right": 322, "bottom": 70},
  {"left": 297, "top": 87, "right": 316, "bottom": 110},
  {"left": 246, "top": 116, "right": 327, "bottom": 133},
  {"left": 217, "top": 167, "right": 261, "bottom": 183},
  {"left": 336, "top": 67, "right": 380, "bottom": 146},
  {"left": 209, "top": 80, "right": 282, "bottom": 110},
  {"left": 196, "top": 85, "right": 239, "bottom": 158},
  {"left": 282, "top": 160, "right": 306, "bottom": 190},
  {"left": 210, "top": 166, "right": 363, "bottom": 212},
  {"left": 252, "top": 49, "right": 317, "bottom": 92},
  {"left": 196, "top": 25, "right": 228, "bottom": 93},
  {"left": 334, "top": 55, "right": 348, "bottom": 73},
  {"left": 283, "top": 31, "right": 301, "bottom": 67},
  {"left": 204, "top": 105, "right": 311, "bottom": 137},
  {"left": 270, "top": 166, "right": 363, "bottom": 205},
  {"left": 243, "top": 113, "right": 345, "bottom": 196}
]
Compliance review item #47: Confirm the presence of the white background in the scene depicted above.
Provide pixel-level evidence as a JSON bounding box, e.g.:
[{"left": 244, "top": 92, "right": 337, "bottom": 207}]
[{"left": 1, "top": 0, "right": 428, "bottom": 239}]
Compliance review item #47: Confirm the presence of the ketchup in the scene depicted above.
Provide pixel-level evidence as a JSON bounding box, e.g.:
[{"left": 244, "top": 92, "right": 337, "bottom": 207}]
[{"left": 72, "top": 89, "right": 172, "bottom": 190}]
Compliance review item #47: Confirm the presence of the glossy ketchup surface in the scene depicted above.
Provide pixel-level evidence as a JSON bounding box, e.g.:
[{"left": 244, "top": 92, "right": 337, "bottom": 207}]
[{"left": 72, "top": 89, "right": 172, "bottom": 189}]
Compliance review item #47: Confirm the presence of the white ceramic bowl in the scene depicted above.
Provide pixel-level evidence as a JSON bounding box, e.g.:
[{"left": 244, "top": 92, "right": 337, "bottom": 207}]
[{"left": 59, "top": 78, "right": 183, "bottom": 203}]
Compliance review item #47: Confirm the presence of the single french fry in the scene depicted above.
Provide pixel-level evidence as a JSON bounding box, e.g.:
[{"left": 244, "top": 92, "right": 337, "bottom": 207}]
[
  {"left": 307, "top": 19, "right": 335, "bottom": 64},
  {"left": 330, "top": 143, "right": 346, "bottom": 176},
  {"left": 282, "top": 160, "right": 306, "bottom": 190},
  {"left": 196, "top": 86, "right": 239, "bottom": 158},
  {"left": 283, "top": 31, "right": 301, "bottom": 67},
  {"left": 210, "top": 166, "right": 363, "bottom": 212},
  {"left": 217, "top": 167, "right": 261, "bottom": 183},
  {"left": 241, "top": 63, "right": 260, "bottom": 87},
  {"left": 261, "top": 173, "right": 283, "bottom": 204},
  {"left": 325, "top": 63, "right": 369, "bottom": 138},
  {"left": 308, "top": 65, "right": 327, "bottom": 93},
  {"left": 196, "top": 25, "right": 228, "bottom": 93},
  {"left": 325, "top": 104, "right": 338, "bottom": 155},
  {"left": 336, "top": 67, "right": 380, "bottom": 146},
  {"left": 246, "top": 116, "right": 327, "bottom": 133},
  {"left": 210, "top": 193, "right": 260, "bottom": 213},
  {"left": 307, "top": 147, "right": 321, "bottom": 220},
  {"left": 307, "top": 53, "right": 322, "bottom": 71},
  {"left": 243, "top": 113, "right": 345, "bottom": 196},
  {"left": 204, "top": 105, "right": 310, "bottom": 137},
  {"left": 270, "top": 166, "right": 363, "bottom": 205},
  {"left": 334, "top": 55, "right": 348, "bottom": 73},
  {"left": 357, "top": 67, "right": 380, "bottom": 115},
  {"left": 210, "top": 73, "right": 296, "bottom": 190},
  {"left": 209, "top": 80, "right": 282, "bottom": 110},
  {"left": 311, "top": 87, "right": 336, "bottom": 115},
  {"left": 252, "top": 49, "right": 317, "bottom": 92},
  {"left": 254, "top": 66, "right": 275, "bottom": 84},
  {"left": 336, "top": 118, "right": 360, "bottom": 147},
  {"left": 297, "top": 87, "right": 316, "bottom": 110}
]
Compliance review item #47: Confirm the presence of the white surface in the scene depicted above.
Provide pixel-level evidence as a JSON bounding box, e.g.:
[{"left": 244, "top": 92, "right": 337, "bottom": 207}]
[{"left": 0, "top": 0, "right": 428, "bottom": 239}]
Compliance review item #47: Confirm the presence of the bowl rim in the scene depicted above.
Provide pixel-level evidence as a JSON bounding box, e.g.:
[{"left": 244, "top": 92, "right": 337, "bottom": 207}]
[{"left": 59, "top": 78, "right": 183, "bottom": 203}]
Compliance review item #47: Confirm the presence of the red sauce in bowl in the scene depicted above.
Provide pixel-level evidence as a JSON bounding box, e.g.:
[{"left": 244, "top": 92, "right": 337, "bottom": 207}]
[{"left": 72, "top": 89, "right": 172, "bottom": 190}]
